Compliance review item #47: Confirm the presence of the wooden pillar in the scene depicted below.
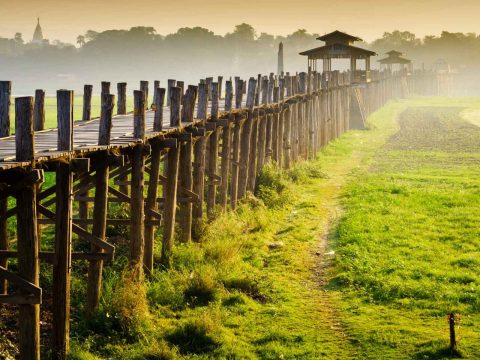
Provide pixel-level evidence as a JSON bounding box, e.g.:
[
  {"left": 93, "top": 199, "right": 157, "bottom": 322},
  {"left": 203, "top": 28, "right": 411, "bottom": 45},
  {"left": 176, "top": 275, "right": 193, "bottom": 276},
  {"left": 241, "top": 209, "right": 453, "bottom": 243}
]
[
  {"left": 153, "top": 87, "right": 166, "bottom": 132},
  {"left": 15, "top": 96, "right": 41, "bottom": 360},
  {"left": 237, "top": 78, "right": 256, "bottom": 200},
  {"left": 272, "top": 87, "right": 280, "bottom": 164},
  {"left": 257, "top": 78, "right": 268, "bottom": 172},
  {"left": 170, "top": 87, "right": 181, "bottom": 127},
  {"left": 140, "top": 81, "right": 149, "bottom": 109},
  {"left": 178, "top": 90, "right": 197, "bottom": 243},
  {"left": 82, "top": 85, "right": 93, "bottom": 121},
  {"left": 144, "top": 138, "right": 162, "bottom": 272},
  {"left": 192, "top": 137, "right": 206, "bottom": 240},
  {"left": 229, "top": 80, "right": 243, "bottom": 209},
  {"left": 219, "top": 81, "right": 233, "bottom": 210},
  {"left": 160, "top": 142, "right": 180, "bottom": 267},
  {"left": 129, "top": 91, "right": 146, "bottom": 277},
  {"left": 206, "top": 83, "right": 219, "bottom": 219},
  {"left": 53, "top": 90, "right": 74, "bottom": 359},
  {"left": 167, "top": 79, "right": 176, "bottom": 106},
  {"left": 34, "top": 90, "right": 45, "bottom": 131},
  {"left": 218, "top": 76, "right": 224, "bottom": 99},
  {"left": 101, "top": 81, "right": 110, "bottom": 95},
  {"left": 0, "top": 81, "right": 11, "bottom": 295},
  {"left": 117, "top": 82, "right": 127, "bottom": 115},
  {"left": 86, "top": 93, "right": 114, "bottom": 313}
]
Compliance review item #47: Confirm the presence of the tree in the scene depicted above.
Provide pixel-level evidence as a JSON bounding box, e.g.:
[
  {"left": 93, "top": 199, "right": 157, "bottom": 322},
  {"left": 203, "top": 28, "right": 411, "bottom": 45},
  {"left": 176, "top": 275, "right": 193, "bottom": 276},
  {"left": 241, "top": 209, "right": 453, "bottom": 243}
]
[
  {"left": 85, "top": 30, "right": 99, "bottom": 42},
  {"left": 76, "top": 35, "right": 85, "bottom": 48},
  {"left": 226, "top": 23, "right": 256, "bottom": 43},
  {"left": 14, "top": 32, "right": 23, "bottom": 44}
]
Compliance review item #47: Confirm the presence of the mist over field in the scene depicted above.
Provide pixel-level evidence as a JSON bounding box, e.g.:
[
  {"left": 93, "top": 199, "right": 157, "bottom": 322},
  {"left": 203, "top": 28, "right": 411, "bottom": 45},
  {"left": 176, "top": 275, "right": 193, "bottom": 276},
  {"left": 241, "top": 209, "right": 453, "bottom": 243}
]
[{"left": 1, "top": 24, "right": 480, "bottom": 95}]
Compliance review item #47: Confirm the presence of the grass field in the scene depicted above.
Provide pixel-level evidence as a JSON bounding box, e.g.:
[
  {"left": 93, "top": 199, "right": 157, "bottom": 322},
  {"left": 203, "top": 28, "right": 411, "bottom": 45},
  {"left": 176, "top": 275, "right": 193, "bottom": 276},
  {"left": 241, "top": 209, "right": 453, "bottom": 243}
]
[{"left": 2, "top": 96, "right": 480, "bottom": 359}]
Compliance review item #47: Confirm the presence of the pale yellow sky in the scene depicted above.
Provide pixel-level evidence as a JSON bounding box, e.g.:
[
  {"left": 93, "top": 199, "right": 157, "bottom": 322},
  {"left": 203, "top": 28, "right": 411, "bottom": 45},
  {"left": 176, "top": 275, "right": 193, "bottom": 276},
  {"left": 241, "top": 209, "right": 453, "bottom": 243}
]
[{"left": 0, "top": 0, "right": 479, "bottom": 43}]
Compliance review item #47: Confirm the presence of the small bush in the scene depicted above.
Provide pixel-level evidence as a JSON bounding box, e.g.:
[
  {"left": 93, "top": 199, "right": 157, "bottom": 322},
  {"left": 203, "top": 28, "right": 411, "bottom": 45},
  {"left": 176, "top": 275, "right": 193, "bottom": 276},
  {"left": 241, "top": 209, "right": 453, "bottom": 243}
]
[
  {"left": 184, "top": 270, "right": 218, "bottom": 306},
  {"left": 255, "top": 165, "right": 292, "bottom": 208},
  {"left": 166, "top": 317, "right": 220, "bottom": 355}
]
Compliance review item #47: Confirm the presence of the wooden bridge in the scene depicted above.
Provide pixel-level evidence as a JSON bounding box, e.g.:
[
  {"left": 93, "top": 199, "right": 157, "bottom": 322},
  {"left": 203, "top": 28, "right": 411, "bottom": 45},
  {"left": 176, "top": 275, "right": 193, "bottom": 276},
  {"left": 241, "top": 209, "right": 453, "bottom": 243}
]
[{"left": 0, "top": 69, "right": 443, "bottom": 359}]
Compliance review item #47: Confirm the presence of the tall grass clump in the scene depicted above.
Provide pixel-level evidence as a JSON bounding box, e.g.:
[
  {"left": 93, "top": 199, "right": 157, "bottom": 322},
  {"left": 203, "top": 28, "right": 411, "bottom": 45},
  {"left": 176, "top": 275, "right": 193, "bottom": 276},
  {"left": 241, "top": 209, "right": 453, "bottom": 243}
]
[{"left": 255, "top": 164, "right": 292, "bottom": 208}]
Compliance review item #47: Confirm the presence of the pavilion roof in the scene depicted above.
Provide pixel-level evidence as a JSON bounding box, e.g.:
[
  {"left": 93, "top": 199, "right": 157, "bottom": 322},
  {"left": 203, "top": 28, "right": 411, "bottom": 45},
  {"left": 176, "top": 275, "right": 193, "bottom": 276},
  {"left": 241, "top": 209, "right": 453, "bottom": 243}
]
[
  {"left": 316, "top": 31, "right": 362, "bottom": 43},
  {"left": 299, "top": 43, "right": 376, "bottom": 60},
  {"left": 386, "top": 50, "right": 403, "bottom": 56},
  {"left": 378, "top": 56, "right": 411, "bottom": 64}
]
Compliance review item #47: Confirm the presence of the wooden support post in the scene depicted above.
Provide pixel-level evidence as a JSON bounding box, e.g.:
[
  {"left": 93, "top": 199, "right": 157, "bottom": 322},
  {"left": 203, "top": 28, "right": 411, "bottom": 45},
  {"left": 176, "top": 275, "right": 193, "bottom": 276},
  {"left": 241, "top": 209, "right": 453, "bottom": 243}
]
[
  {"left": 86, "top": 93, "right": 114, "bottom": 314},
  {"left": 0, "top": 81, "right": 11, "bottom": 295},
  {"left": 144, "top": 139, "right": 161, "bottom": 271},
  {"left": 235, "top": 79, "right": 244, "bottom": 109},
  {"left": 161, "top": 143, "right": 180, "bottom": 267},
  {"left": 272, "top": 87, "right": 280, "bottom": 164},
  {"left": 181, "top": 85, "right": 198, "bottom": 123},
  {"left": 170, "top": 87, "right": 181, "bottom": 127},
  {"left": 219, "top": 82, "right": 233, "bottom": 210},
  {"left": 53, "top": 89, "right": 74, "bottom": 359},
  {"left": 167, "top": 79, "right": 176, "bottom": 106},
  {"left": 192, "top": 135, "right": 206, "bottom": 240},
  {"left": 129, "top": 91, "right": 146, "bottom": 276},
  {"left": 283, "top": 105, "right": 291, "bottom": 169},
  {"left": 117, "top": 82, "right": 127, "bottom": 115},
  {"left": 15, "top": 96, "right": 41, "bottom": 360},
  {"left": 218, "top": 76, "right": 223, "bottom": 99},
  {"left": 197, "top": 83, "right": 208, "bottom": 120},
  {"left": 206, "top": 83, "right": 219, "bottom": 219},
  {"left": 153, "top": 87, "right": 166, "bottom": 132},
  {"left": 257, "top": 79, "right": 268, "bottom": 172},
  {"left": 34, "top": 90, "right": 45, "bottom": 131},
  {"left": 230, "top": 115, "right": 242, "bottom": 209},
  {"left": 237, "top": 78, "right": 256, "bottom": 200},
  {"left": 101, "top": 81, "right": 110, "bottom": 95},
  {"left": 153, "top": 80, "right": 160, "bottom": 107},
  {"left": 247, "top": 111, "right": 258, "bottom": 192},
  {"left": 140, "top": 80, "right": 149, "bottom": 109},
  {"left": 82, "top": 85, "right": 93, "bottom": 121},
  {"left": 178, "top": 136, "right": 193, "bottom": 242}
]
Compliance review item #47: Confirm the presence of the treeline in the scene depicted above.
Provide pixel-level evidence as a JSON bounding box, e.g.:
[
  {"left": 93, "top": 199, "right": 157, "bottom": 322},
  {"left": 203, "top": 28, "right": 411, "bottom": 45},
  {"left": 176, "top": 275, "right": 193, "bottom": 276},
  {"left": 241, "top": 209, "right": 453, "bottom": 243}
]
[{"left": 0, "top": 25, "right": 479, "bottom": 94}]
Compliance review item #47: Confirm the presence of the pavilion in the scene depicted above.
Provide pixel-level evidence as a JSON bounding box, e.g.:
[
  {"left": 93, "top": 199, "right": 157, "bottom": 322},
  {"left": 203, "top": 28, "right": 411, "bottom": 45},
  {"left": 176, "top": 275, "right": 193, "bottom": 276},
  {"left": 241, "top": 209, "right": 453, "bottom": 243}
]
[
  {"left": 299, "top": 30, "right": 377, "bottom": 83},
  {"left": 378, "top": 50, "right": 412, "bottom": 72}
]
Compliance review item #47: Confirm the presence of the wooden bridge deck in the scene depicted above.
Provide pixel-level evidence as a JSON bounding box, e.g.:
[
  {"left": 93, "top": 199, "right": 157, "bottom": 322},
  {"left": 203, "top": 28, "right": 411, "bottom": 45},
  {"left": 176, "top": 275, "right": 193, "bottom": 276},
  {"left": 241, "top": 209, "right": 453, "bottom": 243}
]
[{"left": 0, "top": 99, "right": 236, "bottom": 171}]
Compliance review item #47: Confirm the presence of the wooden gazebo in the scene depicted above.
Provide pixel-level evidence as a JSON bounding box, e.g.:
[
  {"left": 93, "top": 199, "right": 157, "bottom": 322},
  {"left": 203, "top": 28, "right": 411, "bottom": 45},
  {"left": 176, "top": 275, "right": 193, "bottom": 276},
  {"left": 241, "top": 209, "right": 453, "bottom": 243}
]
[
  {"left": 299, "top": 30, "right": 377, "bottom": 83},
  {"left": 378, "top": 50, "right": 412, "bottom": 72}
]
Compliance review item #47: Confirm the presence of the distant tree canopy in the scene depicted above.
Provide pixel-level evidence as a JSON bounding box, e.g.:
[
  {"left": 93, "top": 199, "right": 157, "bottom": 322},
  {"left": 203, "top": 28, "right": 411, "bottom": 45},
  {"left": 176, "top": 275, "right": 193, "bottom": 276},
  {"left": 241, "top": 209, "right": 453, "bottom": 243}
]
[{"left": 0, "top": 24, "right": 479, "bottom": 94}]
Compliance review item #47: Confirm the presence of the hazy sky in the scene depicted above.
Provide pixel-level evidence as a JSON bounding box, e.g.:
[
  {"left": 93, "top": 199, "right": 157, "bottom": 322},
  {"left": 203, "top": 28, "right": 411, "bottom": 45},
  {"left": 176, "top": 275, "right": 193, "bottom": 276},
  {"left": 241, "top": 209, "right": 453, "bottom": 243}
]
[{"left": 0, "top": 0, "right": 479, "bottom": 44}]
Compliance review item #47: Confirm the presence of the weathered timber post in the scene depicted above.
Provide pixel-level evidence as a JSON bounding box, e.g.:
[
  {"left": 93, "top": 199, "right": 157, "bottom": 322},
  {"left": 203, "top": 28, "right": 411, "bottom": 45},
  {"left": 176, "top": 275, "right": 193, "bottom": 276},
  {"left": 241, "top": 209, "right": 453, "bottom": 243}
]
[
  {"left": 192, "top": 83, "right": 208, "bottom": 239},
  {"left": 230, "top": 80, "right": 244, "bottom": 209},
  {"left": 219, "top": 81, "right": 233, "bottom": 210},
  {"left": 161, "top": 90, "right": 181, "bottom": 265},
  {"left": 129, "top": 91, "right": 146, "bottom": 277},
  {"left": 53, "top": 90, "right": 74, "bottom": 360},
  {"left": 206, "top": 83, "right": 220, "bottom": 219},
  {"left": 206, "top": 77, "right": 213, "bottom": 100},
  {"left": 237, "top": 78, "right": 256, "bottom": 200},
  {"left": 0, "top": 81, "right": 11, "bottom": 294},
  {"left": 86, "top": 93, "right": 114, "bottom": 314},
  {"left": 257, "top": 78, "right": 268, "bottom": 172},
  {"left": 34, "top": 90, "right": 45, "bottom": 131},
  {"left": 272, "top": 87, "right": 280, "bottom": 163},
  {"left": 82, "top": 85, "right": 93, "bottom": 121},
  {"left": 218, "top": 76, "right": 223, "bottom": 99},
  {"left": 161, "top": 140, "right": 180, "bottom": 266},
  {"left": 140, "top": 80, "right": 149, "bottom": 110},
  {"left": 153, "top": 87, "right": 166, "bottom": 132},
  {"left": 167, "top": 79, "right": 176, "bottom": 106},
  {"left": 170, "top": 87, "right": 181, "bottom": 127},
  {"left": 15, "top": 96, "right": 41, "bottom": 360},
  {"left": 144, "top": 132, "right": 162, "bottom": 272},
  {"left": 247, "top": 84, "right": 259, "bottom": 193},
  {"left": 101, "top": 81, "right": 110, "bottom": 95},
  {"left": 153, "top": 80, "right": 160, "bottom": 107},
  {"left": 178, "top": 88, "right": 197, "bottom": 243},
  {"left": 117, "top": 83, "right": 127, "bottom": 115},
  {"left": 283, "top": 104, "right": 292, "bottom": 169},
  {"left": 265, "top": 77, "right": 275, "bottom": 164}
]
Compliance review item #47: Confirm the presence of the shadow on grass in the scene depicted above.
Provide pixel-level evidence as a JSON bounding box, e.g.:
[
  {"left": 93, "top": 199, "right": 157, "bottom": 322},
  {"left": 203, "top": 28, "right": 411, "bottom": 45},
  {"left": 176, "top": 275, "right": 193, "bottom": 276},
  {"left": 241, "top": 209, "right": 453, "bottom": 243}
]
[{"left": 413, "top": 341, "right": 464, "bottom": 360}]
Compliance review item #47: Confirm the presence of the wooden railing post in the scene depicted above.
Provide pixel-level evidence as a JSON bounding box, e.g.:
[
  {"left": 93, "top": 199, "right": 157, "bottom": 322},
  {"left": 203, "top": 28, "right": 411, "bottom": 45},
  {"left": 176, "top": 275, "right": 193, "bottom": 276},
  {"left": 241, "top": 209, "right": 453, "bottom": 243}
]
[
  {"left": 53, "top": 89, "right": 74, "bottom": 359},
  {"left": 117, "top": 82, "right": 127, "bottom": 115},
  {"left": 167, "top": 79, "right": 176, "bottom": 106},
  {"left": 82, "top": 85, "right": 93, "bottom": 121},
  {"left": 257, "top": 78, "right": 268, "bottom": 172},
  {"left": 129, "top": 91, "right": 146, "bottom": 277},
  {"left": 219, "top": 81, "right": 233, "bottom": 210},
  {"left": 15, "top": 96, "right": 41, "bottom": 360},
  {"left": 86, "top": 93, "right": 114, "bottom": 313},
  {"left": 101, "top": 81, "right": 110, "bottom": 95},
  {"left": 140, "top": 80, "right": 149, "bottom": 110},
  {"left": 237, "top": 78, "right": 256, "bottom": 200},
  {"left": 0, "top": 81, "right": 11, "bottom": 295},
  {"left": 206, "top": 82, "right": 219, "bottom": 219},
  {"left": 34, "top": 90, "right": 45, "bottom": 131},
  {"left": 170, "top": 87, "right": 181, "bottom": 127},
  {"left": 153, "top": 87, "right": 166, "bottom": 132}
]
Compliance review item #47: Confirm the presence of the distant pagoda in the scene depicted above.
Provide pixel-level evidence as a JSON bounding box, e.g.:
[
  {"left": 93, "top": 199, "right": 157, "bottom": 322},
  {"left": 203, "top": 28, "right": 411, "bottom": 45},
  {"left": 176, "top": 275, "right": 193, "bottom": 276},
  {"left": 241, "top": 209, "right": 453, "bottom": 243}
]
[
  {"left": 32, "top": 17, "right": 44, "bottom": 44},
  {"left": 378, "top": 50, "right": 412, "bottom": 71}
]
